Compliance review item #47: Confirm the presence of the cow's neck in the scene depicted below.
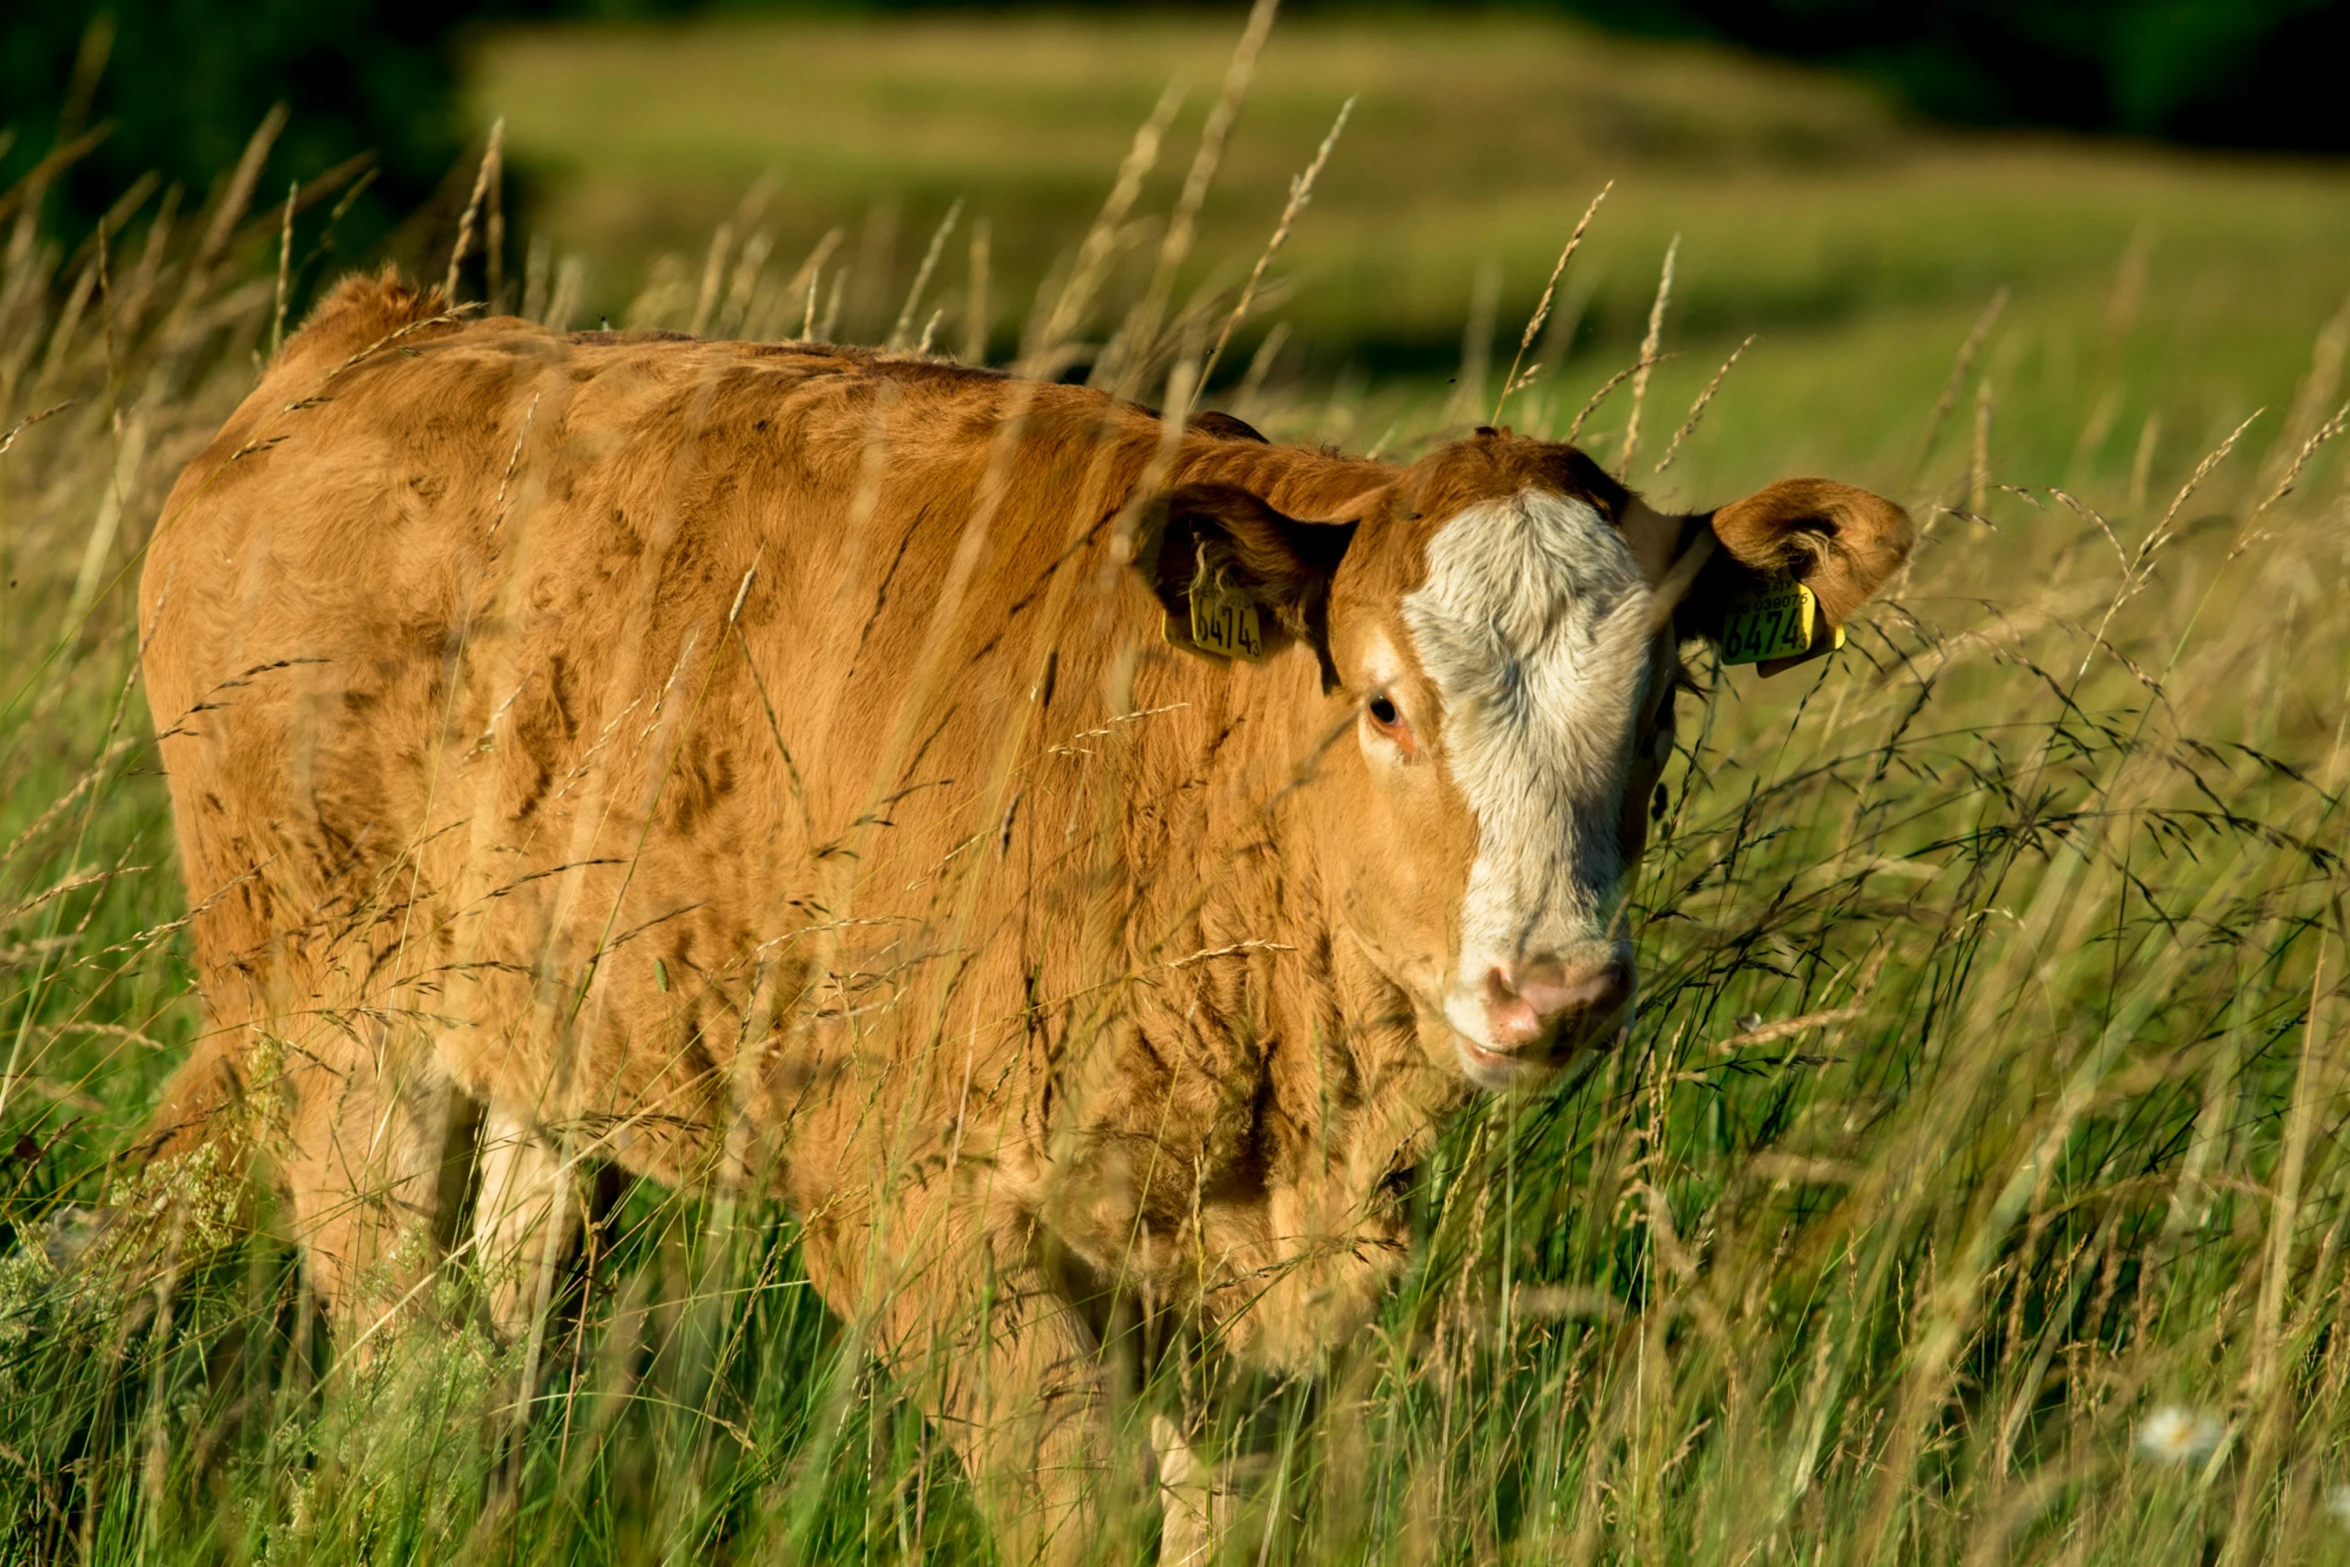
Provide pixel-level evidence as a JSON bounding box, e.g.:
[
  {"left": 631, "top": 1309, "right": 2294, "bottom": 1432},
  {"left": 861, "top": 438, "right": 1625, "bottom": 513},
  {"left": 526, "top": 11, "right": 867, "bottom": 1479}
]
[{"left": 1064, "top": 640, "right": 1457, "bottom": 1339}]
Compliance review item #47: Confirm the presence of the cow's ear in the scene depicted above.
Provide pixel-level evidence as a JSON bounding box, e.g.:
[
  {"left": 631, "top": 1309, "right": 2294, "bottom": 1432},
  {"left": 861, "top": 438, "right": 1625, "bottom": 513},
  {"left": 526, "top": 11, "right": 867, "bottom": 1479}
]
[
  {"left": 1123, "top": 482, "right": 1357, "bottom": 689},
  {"left": 1679, "top": 478, "right": 1913, "bottom": 675}
]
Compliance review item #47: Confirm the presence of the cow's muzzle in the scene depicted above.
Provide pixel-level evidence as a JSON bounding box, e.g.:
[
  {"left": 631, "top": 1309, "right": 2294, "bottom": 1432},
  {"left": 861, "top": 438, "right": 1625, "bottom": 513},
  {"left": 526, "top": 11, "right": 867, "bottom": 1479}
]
[{"left": 1446, "top": 941, "right": 1634, "bottom": 1089}]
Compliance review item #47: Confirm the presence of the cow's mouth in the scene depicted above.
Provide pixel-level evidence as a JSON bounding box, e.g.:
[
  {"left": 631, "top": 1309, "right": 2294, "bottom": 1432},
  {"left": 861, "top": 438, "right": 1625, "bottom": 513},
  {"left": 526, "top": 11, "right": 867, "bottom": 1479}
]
[
  {"left": 1452, "top": 1031, "right": 1555, "bottom": 1090},
  {"left": 1440, "top": 960, "right": 1635, "bottom": 1092},
  {"left": 1450, "top": 1016, "right": 1630, "bottom": 1091}
]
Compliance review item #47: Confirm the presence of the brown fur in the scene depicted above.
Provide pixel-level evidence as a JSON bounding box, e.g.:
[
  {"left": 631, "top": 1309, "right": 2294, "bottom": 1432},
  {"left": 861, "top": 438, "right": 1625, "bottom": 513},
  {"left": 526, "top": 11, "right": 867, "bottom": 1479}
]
[{"left": 135, "top": 271, "right": 1908, "bottom": 1560}]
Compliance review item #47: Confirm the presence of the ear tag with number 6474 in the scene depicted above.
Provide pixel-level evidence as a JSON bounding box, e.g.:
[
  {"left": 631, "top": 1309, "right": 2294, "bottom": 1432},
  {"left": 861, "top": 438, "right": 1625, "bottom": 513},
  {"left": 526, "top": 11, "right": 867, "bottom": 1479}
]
[
  {"left": 1189, "top": 579, "right": 1264, "bottom": 661},
  {"left": 1719, "top": 580, "right": 1844, "bottom": 667}
]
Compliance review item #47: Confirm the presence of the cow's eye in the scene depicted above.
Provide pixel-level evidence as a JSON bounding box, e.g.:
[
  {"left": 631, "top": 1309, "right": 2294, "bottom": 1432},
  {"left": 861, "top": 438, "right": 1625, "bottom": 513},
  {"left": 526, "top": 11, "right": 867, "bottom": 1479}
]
[{"left": 1365, "top": 691, "right": 1415, "bottom": 755}]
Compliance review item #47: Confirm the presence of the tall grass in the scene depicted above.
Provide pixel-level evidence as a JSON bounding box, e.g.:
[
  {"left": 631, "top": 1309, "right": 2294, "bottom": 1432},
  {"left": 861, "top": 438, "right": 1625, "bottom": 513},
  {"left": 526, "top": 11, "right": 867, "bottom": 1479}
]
[{"left": 5, "top": 27, "right": 2350, "bottom": 1563}]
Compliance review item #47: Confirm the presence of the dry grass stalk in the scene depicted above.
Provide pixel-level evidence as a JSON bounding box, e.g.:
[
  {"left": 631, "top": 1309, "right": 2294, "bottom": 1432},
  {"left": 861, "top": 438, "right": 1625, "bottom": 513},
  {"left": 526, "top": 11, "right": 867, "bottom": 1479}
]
[
  {"left": 719, "top": 231, "right": 771, "bottom": 338},
  {"left": 963, "top": 216, "right": 992, "bottom": 365},
  {"left": 545, "top": 254, "right": 584, "bottom": 333},
  {"left": 1972, "top": 378, "right": 1996, "bottom": 518},
  {"left": 2061, "top": 228, "right": 2161, "bottom": 482},
  {"left": 2102, "top": 221, "right": 2155, "bottom": 349},
  {"left": 1022, "top": 82, "right": 1185, "bottom": 372},
  {"left": 816, "top": 268, "right": 844, "bottom": 340},
  {"left": 2149, "top": 407, "right": 2264, "bottom": 553},
  {"left": 690, "top": 221, "right": 733, "bottom": 338},
  {"left": 194, "top": 107, "right": 286, "bottom": 283},
  {"left": 524, "top": 234, "right": 549, "bottom": 326},
  {"left": 0, "top": 400, "right": 69, "bottom": 459},
  {"left": 1445, "top": 261, "right": 1502, "bottom": 431},
  {"left": 0, "top": 128, "right": 108, "bottom": 277},
  {"left": 32, "top": 262, "right": 97, "bottom": 398},
  {"left": 1906, "top": 286, "right": 2008, "bottom": 492},
  {"left": 1650, "top": 332, "right": 1754, "bottom": 478},
  {"left": 1493, "top": 181, "right": 1611, "bottom": 427},
  {"left": 1192, "top": 94, "right": 1352, "bottom": 411},
  {"left": 1232, "top": 319, "right": 1289, "bottom": 412},
  {"left": 147, "top": 105, "right": 285, "bottom": 365},
  {"left": 1099, "top": 0, "right": 1281, "bottom": 394},
  {"left": 1567, "top": 352, "right": 1672, "bottom": 446},
  {"left": 2229, "top": 886, "right": 2350, "bottom": 1558},
  {"left": 486, "top": 139, "right": 507, "bottom": 311},
  {"left": 765, "top": 227, "right": 842, "bottom": 344},
  {"left": 889, "top": 199, "right": 964, "bottom": 351},
  {"left": 2050, "top": 487, "right": 2128, "bottom": 571},
  {"left": 2129, "top": 411, "right": 2162, "bottom": 511},
  {"left": 2234, "top": 400, "right": 2347, "bottom": 549},
  {"left": 1616, "top": 234, "right": 1677, "bottom": 472},
  {"left": 268, "top": 182, "right": 295, "bottom": 360},
  {"left": 444, "top": 118, "right": 506, "bottom": 303},
  {"left": 2259, "top": 288, "right": 2350, "bottom": 494},
  {"left": 2072, "top": 407, "right": 2264, "bottom": 681}
]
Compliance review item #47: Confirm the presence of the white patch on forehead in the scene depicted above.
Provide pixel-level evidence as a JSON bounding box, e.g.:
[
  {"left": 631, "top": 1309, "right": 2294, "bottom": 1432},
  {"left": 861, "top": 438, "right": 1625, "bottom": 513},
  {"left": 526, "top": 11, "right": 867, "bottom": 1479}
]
[{"left": 1401, "top": 488, "right": 1653, "bottom": 973}]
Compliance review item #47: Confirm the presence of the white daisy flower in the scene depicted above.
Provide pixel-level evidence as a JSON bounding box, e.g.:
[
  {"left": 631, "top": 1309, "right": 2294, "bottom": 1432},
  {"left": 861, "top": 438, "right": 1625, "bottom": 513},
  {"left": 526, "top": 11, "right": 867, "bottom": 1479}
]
[{"left": 2134, "top": 1405, "right": 2223, "bottom": 1465}]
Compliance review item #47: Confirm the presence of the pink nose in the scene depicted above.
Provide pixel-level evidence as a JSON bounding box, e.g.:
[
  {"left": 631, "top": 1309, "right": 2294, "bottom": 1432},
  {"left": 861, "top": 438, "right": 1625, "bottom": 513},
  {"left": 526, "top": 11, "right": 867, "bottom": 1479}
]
[{"left": 1481, "top": 948, "right": 1634, "bottom": 1054}]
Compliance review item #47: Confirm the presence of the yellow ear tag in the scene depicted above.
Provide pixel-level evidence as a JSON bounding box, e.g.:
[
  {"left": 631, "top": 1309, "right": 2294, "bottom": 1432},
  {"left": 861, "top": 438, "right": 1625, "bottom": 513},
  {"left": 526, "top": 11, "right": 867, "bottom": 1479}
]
[
  {"left": 1189, "top": 579, "right": 1264, "bottom": 661},
  {"left": 1719, "top": 580, "right": 1842, "bottom": 666}
]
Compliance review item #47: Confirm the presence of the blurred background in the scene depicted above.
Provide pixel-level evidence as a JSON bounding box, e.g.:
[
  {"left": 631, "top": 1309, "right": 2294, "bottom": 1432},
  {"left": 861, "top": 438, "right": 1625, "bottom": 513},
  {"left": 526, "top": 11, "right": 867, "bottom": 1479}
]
[{"left": 6, "top": 0, "right": 2349, "bottom": 491}]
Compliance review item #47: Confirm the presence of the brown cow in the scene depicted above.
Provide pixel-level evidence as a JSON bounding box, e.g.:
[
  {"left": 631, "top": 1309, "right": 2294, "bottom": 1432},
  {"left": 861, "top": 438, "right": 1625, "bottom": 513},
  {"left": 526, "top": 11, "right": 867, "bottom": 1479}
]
[{"left": 133, "top": 269, "right": 1908, "bottom": 1560}]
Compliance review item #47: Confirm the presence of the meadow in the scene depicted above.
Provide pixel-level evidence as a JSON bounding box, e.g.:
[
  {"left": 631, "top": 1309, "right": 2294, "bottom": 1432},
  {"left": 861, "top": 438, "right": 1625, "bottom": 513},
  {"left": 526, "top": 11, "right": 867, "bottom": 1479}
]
[{"left": 5, "top": 7, "right": 2350, "bottom": 1562}]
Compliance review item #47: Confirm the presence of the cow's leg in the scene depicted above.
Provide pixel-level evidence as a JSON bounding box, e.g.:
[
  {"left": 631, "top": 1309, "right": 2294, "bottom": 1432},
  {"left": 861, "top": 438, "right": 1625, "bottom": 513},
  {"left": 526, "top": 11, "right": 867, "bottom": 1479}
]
[
  {"left": 124, "top": 1007, "right": 457, "bottom": 1349},
  {"left": 469, "top": 1105, "right": 579, "bottom": 1341},
  {"left": 1149, "top": 1415, "right": 1234, "bottom": 1567},
  {"left": 963, "top": 1261, "right": 1117, "bottom": 1564},
  {"left": 128, "top": 1027, "right": 255, "bottom": 1198},
  {"left": 921, "top": 1259, "right": 1117, "bottom": 1566},
  {"left": 100, "top": 1027, "right": 263, "bottom": 1288},
  {"left": 134, "top": 1029, "right": 247, "bottom": 1165},
  {"left": 272, "top": 1022, "right": 467, "bottom": 1349},
  {"left": 805, "top": 1212, "right": 1118, "bottom": 1565}
]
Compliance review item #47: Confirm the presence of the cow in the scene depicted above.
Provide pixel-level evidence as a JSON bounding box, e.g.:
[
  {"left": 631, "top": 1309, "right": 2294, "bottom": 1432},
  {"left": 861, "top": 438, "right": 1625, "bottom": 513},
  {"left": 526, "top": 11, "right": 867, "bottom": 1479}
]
[{"left": 132, "top": 268, "right": 1909, "bottom": 1561}]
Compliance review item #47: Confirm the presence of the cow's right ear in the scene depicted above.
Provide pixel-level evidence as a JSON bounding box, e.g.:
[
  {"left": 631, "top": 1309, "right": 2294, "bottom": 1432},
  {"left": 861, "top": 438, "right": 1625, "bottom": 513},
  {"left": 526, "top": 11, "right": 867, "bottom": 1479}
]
[
  {"left": 1677, "top": 478, "right": 1913, "bottom": 675},
  {"left": 1122, "top": 482, "right": 1357, "bottom": 690}
]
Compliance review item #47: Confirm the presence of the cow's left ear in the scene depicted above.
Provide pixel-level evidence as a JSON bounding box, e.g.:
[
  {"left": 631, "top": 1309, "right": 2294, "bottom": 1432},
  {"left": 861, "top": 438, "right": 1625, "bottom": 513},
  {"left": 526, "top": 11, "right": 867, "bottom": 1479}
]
[
  {"left": 1123, "top": 482, "right": 1357, "bottom": 689},
  {"left": 1678, "top": 478, "right": 1913, "bottom": 674}
]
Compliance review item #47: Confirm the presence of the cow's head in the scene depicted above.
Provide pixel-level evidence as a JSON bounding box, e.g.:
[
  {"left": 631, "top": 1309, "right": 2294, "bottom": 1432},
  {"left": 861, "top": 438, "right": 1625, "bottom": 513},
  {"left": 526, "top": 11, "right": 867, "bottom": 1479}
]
[{"left": 1131, "top": 432, "right": 1910, "bottom": 1090}]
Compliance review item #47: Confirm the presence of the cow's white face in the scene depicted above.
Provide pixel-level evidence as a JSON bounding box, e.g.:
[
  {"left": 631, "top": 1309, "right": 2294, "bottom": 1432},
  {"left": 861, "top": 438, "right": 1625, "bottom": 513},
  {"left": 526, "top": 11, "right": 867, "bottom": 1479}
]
[
  {"left": 1133, "top": 441, "right": 1910, "bottom": 1093},
  {"left": 1397, "top": 490, "right": 1654, "bottom": 1084},
  {"left": 1321, "top": 485, "right": 1672, "bottom": 1089}
]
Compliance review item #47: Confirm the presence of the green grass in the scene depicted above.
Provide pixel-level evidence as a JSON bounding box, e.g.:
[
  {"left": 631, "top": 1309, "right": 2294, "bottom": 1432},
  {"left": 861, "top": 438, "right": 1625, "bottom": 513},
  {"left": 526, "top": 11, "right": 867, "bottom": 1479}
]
[{"left": 7, "top": 8, "right": 2350, "bottom": 1563}]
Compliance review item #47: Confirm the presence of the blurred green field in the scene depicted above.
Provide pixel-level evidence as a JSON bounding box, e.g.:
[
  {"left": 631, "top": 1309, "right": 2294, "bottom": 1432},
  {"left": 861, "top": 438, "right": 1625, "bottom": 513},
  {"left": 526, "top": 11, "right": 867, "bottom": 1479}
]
[
  {"left": 475, "top": 10, "right": 2350, "bottom": 494},
  {"left": 5, "top": 9, "right": 2350, "bottom": 1565}
]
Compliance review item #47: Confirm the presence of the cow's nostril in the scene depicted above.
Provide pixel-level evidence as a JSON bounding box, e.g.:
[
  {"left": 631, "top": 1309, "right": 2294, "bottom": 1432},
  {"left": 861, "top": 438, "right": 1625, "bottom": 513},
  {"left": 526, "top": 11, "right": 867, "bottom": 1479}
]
[
  {"left": 1482, "top": 971, "right": 1548, "bottom": 1049},
  {"left": 1481, "top": 951, "right": 1633, "bottom": 1052}
]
